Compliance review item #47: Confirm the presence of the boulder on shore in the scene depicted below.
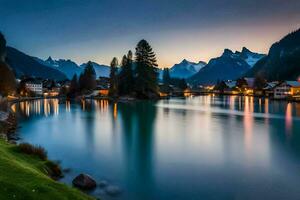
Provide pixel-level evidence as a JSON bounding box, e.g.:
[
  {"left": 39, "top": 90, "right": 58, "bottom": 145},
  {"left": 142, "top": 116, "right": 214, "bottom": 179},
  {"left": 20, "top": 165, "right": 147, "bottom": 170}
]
[{"left": 72, "top": 174, "right": 96, "bottom": 190}]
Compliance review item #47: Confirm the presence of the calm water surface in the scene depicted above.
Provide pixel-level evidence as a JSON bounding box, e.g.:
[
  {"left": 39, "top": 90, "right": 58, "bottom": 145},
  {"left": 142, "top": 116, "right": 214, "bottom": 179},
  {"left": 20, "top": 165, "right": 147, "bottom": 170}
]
[{"left": 13, "top": 96, "right": 300, "bottom": 200}]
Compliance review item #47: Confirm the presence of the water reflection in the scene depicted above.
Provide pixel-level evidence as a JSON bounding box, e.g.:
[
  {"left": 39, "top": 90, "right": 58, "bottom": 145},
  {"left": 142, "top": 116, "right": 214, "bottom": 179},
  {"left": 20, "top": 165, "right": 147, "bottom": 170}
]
[
  {"left": 14, "top": 96, "right": 300, "bottom": 200},
  {"left": 66, "top": 100, "right": 71, "bottom": 112},
  {"left": 285, "top": 103, "right": 292, "bottom": 135},
  {"left": 113, "top": 103, "right": 118, "bottom": 120},
  {"left": 118, "top": 102, "right": 157, "bottom": 199},
  {"left": 244, "top": 96, "right": 253, "bottom": 152},
  {"left": 15, "top": 99, "right": 60, "bottom": 117}
]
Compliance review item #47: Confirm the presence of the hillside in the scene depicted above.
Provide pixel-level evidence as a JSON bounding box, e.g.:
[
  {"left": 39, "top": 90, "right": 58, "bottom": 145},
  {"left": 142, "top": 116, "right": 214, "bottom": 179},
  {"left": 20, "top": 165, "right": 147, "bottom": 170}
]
[
  {"left": 6, "top": 47, "right": 67, "bottom": 81},
  {"left": 0, "top": 139, "right": 93, "bottom": 200},
  {"left": 246, "top": 28, "right": 300, "bottom": 80}
]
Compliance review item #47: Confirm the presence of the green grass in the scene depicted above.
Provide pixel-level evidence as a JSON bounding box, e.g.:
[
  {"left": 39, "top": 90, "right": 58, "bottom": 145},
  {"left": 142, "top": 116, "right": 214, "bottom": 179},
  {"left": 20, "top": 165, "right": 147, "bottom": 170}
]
[{"left": 0, "top": 139, "right": 94, "bottom": 200}]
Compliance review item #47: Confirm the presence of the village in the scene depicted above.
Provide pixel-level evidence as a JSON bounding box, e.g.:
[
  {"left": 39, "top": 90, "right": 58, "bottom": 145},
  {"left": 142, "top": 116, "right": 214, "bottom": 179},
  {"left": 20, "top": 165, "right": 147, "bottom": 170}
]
[{"left": 9, "top": 76, "right": 300, "bottom": 102}]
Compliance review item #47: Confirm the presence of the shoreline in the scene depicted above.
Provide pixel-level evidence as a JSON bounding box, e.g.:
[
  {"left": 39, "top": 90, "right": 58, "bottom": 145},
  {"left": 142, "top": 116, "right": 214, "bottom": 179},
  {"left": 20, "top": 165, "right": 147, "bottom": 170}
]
[
  {"left": 0, "top": 97, "right": 95, "bottom": 200},
  {"left": 0, "top": 139, "right": 94, "bottom": 200},
  {"left": 3, "top": 94, "right": 298, "bottom": 199}
]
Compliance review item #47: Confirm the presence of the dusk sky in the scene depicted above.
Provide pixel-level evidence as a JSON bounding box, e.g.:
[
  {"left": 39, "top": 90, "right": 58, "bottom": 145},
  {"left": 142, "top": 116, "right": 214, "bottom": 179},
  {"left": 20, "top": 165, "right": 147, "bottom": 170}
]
[{"left": 0, "top": 0, "right": 299, "bottom": 67}]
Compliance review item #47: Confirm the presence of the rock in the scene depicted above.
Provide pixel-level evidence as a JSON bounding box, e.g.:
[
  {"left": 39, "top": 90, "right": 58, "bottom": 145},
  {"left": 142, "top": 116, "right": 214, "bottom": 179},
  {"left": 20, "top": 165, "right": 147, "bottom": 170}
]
[
  {"left": 98, "top": 180, "right": 108, "bottom": 188},
  {"left": 72, "top": 174, "right": 96, "bottom": 190},
  {"left": 105, "top": 185, "right": 122, "bottom": 196}
]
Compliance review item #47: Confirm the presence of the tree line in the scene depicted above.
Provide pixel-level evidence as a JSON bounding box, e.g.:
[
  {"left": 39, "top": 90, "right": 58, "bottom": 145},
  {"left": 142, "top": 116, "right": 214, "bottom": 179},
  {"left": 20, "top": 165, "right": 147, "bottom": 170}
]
[
  {"left": 1, "top": 32, "right": 185, "bottom": 99},
  {"left": 68, "top": 62, "right": 97, "bottom": 97},
  {"left": 162, "top": 68, "right": 188, "bottom": 90},
  {"left": 68, "top": 39, "right": 160, "bottom": 99},
  {"left": 109, "top": 39, "right": 160, "bottom": 99}
]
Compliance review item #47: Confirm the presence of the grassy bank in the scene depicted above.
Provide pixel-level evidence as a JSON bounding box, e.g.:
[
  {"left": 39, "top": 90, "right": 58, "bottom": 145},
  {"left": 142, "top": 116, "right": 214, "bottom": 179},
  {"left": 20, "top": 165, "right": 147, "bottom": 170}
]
[{"left": 0, "top": 139, "right": 94, "bottom": 200}]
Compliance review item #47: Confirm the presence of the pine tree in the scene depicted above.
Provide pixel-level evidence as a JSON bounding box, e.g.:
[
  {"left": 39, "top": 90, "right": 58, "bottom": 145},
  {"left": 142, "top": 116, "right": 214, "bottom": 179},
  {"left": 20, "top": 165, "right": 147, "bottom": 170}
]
[
  {"left": 118, "top": 55, "right": 128, "bottom": 95},
  {"left": 178, "top": 79, "right": 188, "bottom": 90},
  {"left": 126, "top": 50, "right": 134, "bottom": 92},
  {"left": 79, "top": 61, "right": 96, "bottom": 92},
  {"left": 79, "top": 73, "right": 84, "bottom": 91},
  {"left": 254, "top": 74, "right": 266, "bottom": 89},
  {"left": 162, "top": 68, "right": 171, "bottom": 85},
  {"left": 109, "top": 57, "right": 118, "bottom": 97},
  {"left": 69, "top": 74, "right": 79, "bottom": 96},
  {"left": 134, "top": 39, "right": 159, "bottom": 98},
  {"left": 85, "top": 61, "right": 96, "bottom": 90},
  {"left": 118, "top": 50, "right": 134, "bottom": 95}
]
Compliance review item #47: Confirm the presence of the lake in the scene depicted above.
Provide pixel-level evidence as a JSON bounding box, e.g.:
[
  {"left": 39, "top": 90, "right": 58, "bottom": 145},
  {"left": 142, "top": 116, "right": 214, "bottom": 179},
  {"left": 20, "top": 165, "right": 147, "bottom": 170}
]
[{"left": 13, "top": 96, "right": 300, "bottom": 200}]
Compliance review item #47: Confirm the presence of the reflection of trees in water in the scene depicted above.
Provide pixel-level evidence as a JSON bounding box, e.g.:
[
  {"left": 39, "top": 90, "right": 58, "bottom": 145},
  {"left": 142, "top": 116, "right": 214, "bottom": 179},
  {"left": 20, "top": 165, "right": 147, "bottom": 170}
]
[{"left": 118, "top": 101, "right": 157, "bottom": 199}]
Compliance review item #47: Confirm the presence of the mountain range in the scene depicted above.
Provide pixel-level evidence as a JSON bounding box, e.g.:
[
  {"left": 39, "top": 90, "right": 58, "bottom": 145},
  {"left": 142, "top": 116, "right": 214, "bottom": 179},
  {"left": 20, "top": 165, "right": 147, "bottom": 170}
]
[
  {"left": 168, "top": 59, "right": 206, "bottom": 79},
  {"left": 246, "top": 28, "right": 300, "bottom": 81},
  {"left": 34, "top": 56, "right": 82, "bottom": 79},
  {"left": 35, "top": 57, "right": 111, "bottom": 79},
  {"left": 8, "top": 30, "right": 300, "bottom": 85},
  {"left": 6, "top": 45, "right": 264, "bottom": 84},
  {"left": 6, "top": 47, "right": 67, "bottom": 81},
  {"left": 189, "top": 47, "right": 265, "bottom": 85}
]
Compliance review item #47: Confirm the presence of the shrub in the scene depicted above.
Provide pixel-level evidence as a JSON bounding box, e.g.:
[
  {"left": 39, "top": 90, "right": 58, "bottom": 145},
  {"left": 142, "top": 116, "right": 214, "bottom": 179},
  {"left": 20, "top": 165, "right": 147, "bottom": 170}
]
[
  {"left": 44, "top": 160, "right": 63, "bottom": 180},
  {"left": 18, "top": 143, "right": 47, "bottom": 161}
]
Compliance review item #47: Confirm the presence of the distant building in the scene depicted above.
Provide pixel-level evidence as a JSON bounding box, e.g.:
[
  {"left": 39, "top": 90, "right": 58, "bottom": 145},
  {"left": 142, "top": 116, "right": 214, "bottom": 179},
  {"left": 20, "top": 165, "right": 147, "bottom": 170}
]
[
  {"left": 24, "top": 79, "right": 43, "bottom": 95},
  {"left": 263, "top": 81, "right": 279, "bottom": 97},
  {"left": 224, "top": 81, "right": 239, "bottom": 94},
  {"left": 274, "top": 81, "right": 300, "bottom": 99},
  {"left": 93, "top": 77, "right": 110, "bottom": 96},
  {"left": 244, "top": 77, "right": 255, "bottom": 88},
  {"left": 224, "top": 81, "right": 237, "bottom": 89},
  {"left": 42, "top": 80, "right": 61, "bottom": 97}
]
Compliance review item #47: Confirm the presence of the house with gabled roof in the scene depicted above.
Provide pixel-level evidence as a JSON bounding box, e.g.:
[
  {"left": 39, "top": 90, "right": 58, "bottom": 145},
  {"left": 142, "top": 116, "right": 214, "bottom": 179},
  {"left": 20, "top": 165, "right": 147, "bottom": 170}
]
[{"left": 274, "top": 81, "right": 300, "bottom": 99}]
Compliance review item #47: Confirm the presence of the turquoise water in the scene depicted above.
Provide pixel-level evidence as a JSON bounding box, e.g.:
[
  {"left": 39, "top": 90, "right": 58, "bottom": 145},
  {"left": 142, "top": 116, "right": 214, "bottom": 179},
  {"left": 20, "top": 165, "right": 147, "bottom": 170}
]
[{"left": 14, "top": 96, "right": 300, "bottom": 200}]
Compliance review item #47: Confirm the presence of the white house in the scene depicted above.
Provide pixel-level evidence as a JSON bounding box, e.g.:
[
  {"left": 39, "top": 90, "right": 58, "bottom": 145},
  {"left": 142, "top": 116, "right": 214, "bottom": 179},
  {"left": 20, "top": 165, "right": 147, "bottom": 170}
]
[
  {"left": 274, "top": 81, "right": 300, "bottom": 99},
  {"left": 263, "top": 81, "right": 279, "bottom": 97},
  {"left": 25, "top": 80, "right": 43, "bottom": 95}
]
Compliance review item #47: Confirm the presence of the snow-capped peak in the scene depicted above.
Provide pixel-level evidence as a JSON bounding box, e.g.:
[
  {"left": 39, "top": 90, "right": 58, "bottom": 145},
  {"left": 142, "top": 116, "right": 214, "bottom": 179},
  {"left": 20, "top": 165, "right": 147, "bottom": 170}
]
[
  {"left": 168, "top": 59, "right": 206, "bottom": 79},
  {"left": 221, "top": 47, "right": 265, "bottom": 67}
]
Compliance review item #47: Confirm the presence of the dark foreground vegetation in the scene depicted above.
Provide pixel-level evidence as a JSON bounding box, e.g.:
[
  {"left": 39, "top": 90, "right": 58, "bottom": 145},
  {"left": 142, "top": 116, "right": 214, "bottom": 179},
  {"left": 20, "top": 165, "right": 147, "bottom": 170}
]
[{"left": 0, "top": 140, "right": 94, "bottom": 200}]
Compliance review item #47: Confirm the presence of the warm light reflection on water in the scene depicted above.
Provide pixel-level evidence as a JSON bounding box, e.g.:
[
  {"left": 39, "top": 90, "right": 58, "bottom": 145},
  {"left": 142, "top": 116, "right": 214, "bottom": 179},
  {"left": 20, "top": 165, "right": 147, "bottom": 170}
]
[
  {"left": 244, "top": 96, "right": 253, "bottom": 152},
  {"left": 15, "top": 99, "right": 115, "bottom": 118},
  {"left": 286, "top": 103, "right": 293, "bottom": 135},
  {"left": 229, "top": 95, "right": 236, "bottom": 110},
  {"left": 14, "top": 96, "right": 300, "bottom": 200},
  {"left": 66, "top": 100, "right": 71, "bottom": 112},
  {"left": 81, "top": 99, "right": 85, "bottom": 111},
  {"left": 113, "top": 103, "right": 118, "bottom": 120},
  {"left": 16, "top": 99, "right": 61, "bottom": 117}
]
